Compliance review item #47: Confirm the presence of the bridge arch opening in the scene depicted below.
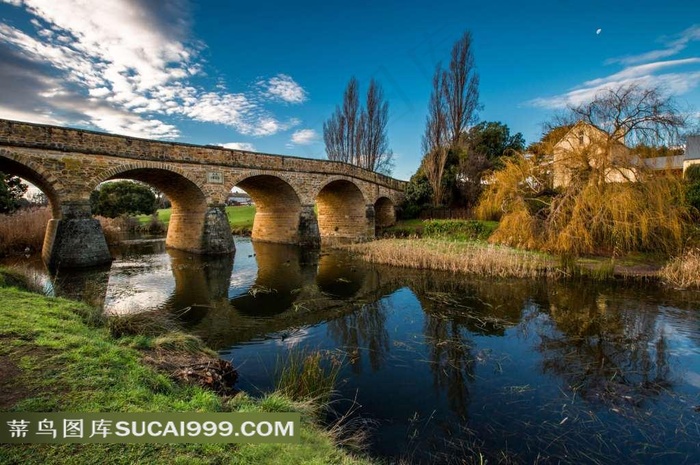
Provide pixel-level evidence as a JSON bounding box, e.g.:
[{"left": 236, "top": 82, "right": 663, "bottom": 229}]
[
  {"left": 316, "top": 179, "right": 368, "bottom": 242},
  {"left": 0, "top": 154, "right": 61, "bottom": 218},
  {"left": 374, "top": 196, "right": 396, "bottom": 229},
  {"left": 233, "top": 175, "right": 302, "bottom": 244},
  {"left": 95, "top": 168, "right": 209, "bottom": 252}
]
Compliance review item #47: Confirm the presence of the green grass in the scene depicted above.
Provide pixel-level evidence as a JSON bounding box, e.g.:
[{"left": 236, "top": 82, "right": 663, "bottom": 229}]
[
  {"left": 380, "top": 219, "right": 499, "bottom": 241},
  {"left": 137, "top": 206, "right": 256, "bottom": 234},
  {"left": 379, "top": 219, "right": 425, "bottom": 237},
  {"left": 422, "top": 219, "right": 499, "bottom": 242},
  {"left": 226, "top": 205, "right": 255, "bottom": 232},
  {"left": 0, "top": 271, "right": 374, "bottom": 465}
]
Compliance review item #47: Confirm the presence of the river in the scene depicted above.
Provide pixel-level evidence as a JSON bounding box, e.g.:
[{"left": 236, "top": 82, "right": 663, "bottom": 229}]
[{"left": 6, "top": 236, "right": 700, "bottom": 464}]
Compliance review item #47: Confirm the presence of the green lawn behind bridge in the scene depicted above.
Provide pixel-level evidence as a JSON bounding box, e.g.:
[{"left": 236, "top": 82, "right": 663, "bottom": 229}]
[{"left": 138, "top": 205, "right": 256, "bottom": 234}]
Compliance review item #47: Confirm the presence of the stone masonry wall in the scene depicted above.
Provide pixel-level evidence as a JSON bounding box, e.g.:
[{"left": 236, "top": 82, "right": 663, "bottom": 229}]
[{"left": 0, "top": 119, "right": 405, "bottom": 192}]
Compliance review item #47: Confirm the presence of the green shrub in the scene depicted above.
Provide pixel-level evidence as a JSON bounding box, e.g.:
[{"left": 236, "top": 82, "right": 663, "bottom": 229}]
[
  {"left": 90, "top": 181, "right": 157, "bottom": 218},
  {"left": 423, "top": 219, "right": 498, "bottom": 241}
]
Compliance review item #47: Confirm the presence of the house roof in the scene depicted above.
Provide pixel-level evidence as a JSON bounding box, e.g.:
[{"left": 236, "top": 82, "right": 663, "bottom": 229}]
[{"left": 552, "top": 121, "right": 627, "bottom": 150}]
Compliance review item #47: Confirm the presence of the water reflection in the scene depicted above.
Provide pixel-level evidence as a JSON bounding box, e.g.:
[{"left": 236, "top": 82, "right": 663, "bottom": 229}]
[
  {"left": 167, "top": 250, "right": 234, "bottom": 325},
  {"left": 327, "top": 300, "right": 391, "bottom": 373},
  {"left": 230, "top": 242, "right": 313, "bottom": 317},
  {"left": 4, "top": 237, "right": 699, "bottom": 464},
  {"left": 541, "top": 282, "right": 673, "bottom": 407}
]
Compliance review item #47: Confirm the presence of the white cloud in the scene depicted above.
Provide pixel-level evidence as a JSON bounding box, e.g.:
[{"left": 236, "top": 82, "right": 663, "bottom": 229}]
[
  {"left": 290, "top": 128, "right": 318, "bottom": 145},
  {"left": 0, "top": 105, "right": 60, "bottom": 125},
  {"left": 219, "top": 142, "right": 256, "bottom": 151},
  {"left": 0, "top": 0, "right": 307, "bottom": 139},
  {"left": 607, "top": 25, "right": 700, "bottom": 66},
  {"left": 82, "top": 106, "right": 180, "bottom": 139},
  {"left": 262, "top": 74, "right": 308, "bottom": 103},
  {"left": 529, "top": 60, "right": 700, "bottom": 109},
  {"left": 583, "top": 58, "right": 700, "bottom": 88}
]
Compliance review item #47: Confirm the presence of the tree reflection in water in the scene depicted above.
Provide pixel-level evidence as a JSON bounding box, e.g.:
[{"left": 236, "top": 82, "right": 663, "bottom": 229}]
[
  {"left": 540, "top": 282, "right": 672, "bottom": 408},
  {"left": 327, "top": 300, "right": 391, "bottom": 373},
  {"left": 423, "top": 315, "right": 474, "bottom": 418}
]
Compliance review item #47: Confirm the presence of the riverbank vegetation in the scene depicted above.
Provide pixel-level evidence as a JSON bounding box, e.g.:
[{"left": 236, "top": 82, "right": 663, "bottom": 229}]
[
  {"left": 0, "top": 205, "right": 256, "bottom": 255},
  {"left": 660, "top": 249, "right": 700, "bottom": 289},
  {"left": 0, "top": 268, "right": 374, "bottom": 465},
  {"left": 394, "top": 69, "right": 700, "bottom": 287},
  {"left": 0, "top": 206, "right": 50, "bottom": 256},
  {"left": 346, "top": 238, "right": 557, "bottom": 279}
]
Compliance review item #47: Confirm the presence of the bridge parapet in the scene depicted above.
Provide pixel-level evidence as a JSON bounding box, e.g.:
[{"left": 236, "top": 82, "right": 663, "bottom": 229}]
[{"left": 0, "top": 119, "right": 406, "bottom": 192}]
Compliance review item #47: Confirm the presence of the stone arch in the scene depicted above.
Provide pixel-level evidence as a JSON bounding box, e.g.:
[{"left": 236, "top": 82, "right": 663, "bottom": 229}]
[
  {"left": 316, "top": 178, "right": 370, "bottom": 242},
  {"left": 374, "top": 196, "right": 396, "bottom": 228},
  {"left": 94, "top": 164, "right": 211, "bottom": 253},
  {"left": 91, "top": 162, "right": 203, "bottom": 199},
  {"left": 228, "top": 170, "right": 301, "bottom": 195},
  {"left": 232, "top": 174, "right": 303, "bottom": 244},
  {"left": 0, "top": 149, "right": 63, "bottom": 217}
]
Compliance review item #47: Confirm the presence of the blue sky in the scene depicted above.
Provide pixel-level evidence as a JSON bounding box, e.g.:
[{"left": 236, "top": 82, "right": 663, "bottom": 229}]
[{"left": 0, "top": 1, "right": 699, "bottom": 181}]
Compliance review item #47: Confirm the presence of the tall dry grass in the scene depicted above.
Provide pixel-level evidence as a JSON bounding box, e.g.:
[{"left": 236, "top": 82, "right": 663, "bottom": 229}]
[
  {"left": 276, "top": 350, "right": 343, "bottom": 406},
  {"left": 0, "top": 207, "right": 51, "bottom": 257},
  {"left": 0, "top": 208, "right": 166, "bottom": 255},
  {"left": 97, "top": 216, "right": 134, "bottom": 244},
  {"left": 97, "top": 215, "right": 167, "bottom": 244},
  {"left": 345, "top": 238, "right": 557, "bottom": 279},
  {"left": 660, "top": 249, "right": 700, "bottom": 289}
]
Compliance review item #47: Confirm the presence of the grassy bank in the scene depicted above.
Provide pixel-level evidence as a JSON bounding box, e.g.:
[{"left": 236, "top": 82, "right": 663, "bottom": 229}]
[{"left": 0, "top": 270, "right": 373, "bottom": 465}]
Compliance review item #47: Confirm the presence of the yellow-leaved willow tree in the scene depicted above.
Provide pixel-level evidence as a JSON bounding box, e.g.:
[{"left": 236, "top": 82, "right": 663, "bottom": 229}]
[{"left": 477, "top": 84, "right": 690, "bottom": 257}]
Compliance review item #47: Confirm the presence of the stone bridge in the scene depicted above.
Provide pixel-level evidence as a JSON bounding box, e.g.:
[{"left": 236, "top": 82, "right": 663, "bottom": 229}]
[{"left": 0, "top": 119, "right": 406, "bottom": 269}]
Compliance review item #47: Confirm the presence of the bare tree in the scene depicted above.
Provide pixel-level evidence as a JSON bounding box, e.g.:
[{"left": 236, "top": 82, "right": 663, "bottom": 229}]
[
  {"left": 343, "top": 77, "right": 361, "bottom": 165},
  {"left": 422, "top": 68, "right": 449, "bottom": 206},
  {"left": 323, "top": 112, "right": 346, "bottom": 163},
  {"left": 559, "top": 84, "right": 686, "bottom": 147},
  {"left": 323, "top": 77, "right": 393, "bottom": 174},
  {"left": 443, "top": 31, "right": 480, "bottom": 146},
  {"left": 324, "top": 77, "right": 360, "bottom": 164},
  {"left": 360, "top": 78, "right": 393, "bottom": 174},
  {"left": 420, "top": 30, "right": 480, "bottom": 205}
]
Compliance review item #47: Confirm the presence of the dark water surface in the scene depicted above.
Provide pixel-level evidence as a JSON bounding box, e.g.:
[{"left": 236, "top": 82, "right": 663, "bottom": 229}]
[{"left": 8, "top": 237, "right": 700, "bottom": 464}]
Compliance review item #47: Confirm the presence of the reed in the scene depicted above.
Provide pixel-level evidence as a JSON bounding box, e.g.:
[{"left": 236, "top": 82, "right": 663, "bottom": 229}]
[
  {"left": 345, "top": 238, "right": 557, "bottom": 279},
  {"left": 106, "top": 309, "right": 180, "bottom": 338},
  {"left": 660, "top": 249, "right": 700, "bottom": 289},
  {"left": 97, "top": 215, "right": 158, "bottom": 244},
  {"left": 275, "top": 349, "right": 343, "bottom": 407},
  {"left": 0, "top": 206, "right": 51, "bottom": 256}
]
